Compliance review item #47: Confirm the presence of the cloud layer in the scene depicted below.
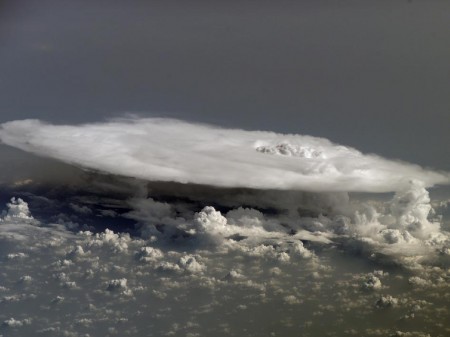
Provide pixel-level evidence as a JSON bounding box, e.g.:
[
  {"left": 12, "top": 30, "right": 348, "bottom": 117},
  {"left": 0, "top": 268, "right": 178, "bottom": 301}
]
[
  {"left": 0, "top": 197, "right": 449, "bottom": 337},
  {"left": 1, "top": 118, "right": 448, "bottom": 192}
]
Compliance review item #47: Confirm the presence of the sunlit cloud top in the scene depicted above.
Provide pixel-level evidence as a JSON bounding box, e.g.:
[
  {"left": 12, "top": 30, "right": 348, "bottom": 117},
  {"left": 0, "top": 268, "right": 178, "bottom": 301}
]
[{"left": 0, "top": 118, "right": 448, "bottom": 192}]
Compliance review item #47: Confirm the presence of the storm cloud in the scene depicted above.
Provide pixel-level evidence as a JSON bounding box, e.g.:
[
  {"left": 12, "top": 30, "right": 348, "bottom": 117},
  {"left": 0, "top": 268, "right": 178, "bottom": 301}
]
[{"left": 1, "top": 118, "right": 448, "bottom": 193}]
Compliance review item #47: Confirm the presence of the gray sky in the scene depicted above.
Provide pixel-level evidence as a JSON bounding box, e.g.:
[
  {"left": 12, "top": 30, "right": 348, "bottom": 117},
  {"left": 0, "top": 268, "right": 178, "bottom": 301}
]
[{"left": 1, "top": 0, "right": 449, "bottom": 171}]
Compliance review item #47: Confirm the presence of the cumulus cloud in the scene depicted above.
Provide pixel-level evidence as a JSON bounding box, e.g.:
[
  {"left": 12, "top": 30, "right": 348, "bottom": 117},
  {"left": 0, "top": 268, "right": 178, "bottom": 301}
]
[
  {"left": 0, "top": 197, "right": 449, "bottom": 336},
  {"left": 0, "top": 118, "right": 448, "bottom": 192},
  {"left": 0, "top": 118, "right": 449, "bottom": 335},
  {"left": 106, "top": 278, "right": 128, "bottom": 292},
  {"left": 178, "top": 255, "right": 206, "bottom": 274},
  {"left": 135, "top": 246, "right": 164, "bottom": 263},
  {"left": 2, "top": 317, "right": 32, "bottom": 328},
  {"left": 362, "top": 274, "right": 382, "bottom": 290},
  {"left": 0, "top": 197, "right": 34, "bottom": 223},
  {"left": 375, "top": 295, "right": 398, "bottom": 308},
  {"left": 102, "top": 180, "right": 447, "bottom": 276}
]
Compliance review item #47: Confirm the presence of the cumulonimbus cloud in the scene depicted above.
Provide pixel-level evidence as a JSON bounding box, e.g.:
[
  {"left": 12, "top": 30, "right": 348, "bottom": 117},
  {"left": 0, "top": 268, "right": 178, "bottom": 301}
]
[{"left": 0, "top": 117, "right": 448, "bottom": 192}]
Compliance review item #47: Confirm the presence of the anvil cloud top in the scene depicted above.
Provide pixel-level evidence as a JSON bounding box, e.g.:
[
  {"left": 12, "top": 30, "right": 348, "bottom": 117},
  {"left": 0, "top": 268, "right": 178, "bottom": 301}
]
[{"left": 0, "top": 118, "right": 448, "bottom": 192}]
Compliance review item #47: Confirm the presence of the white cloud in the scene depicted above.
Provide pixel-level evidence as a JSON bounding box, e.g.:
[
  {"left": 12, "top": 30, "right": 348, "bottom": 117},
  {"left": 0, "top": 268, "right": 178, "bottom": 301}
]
[
  {"left": 1, "top": 120, "right": 447, "bottom": 274},
  {"left": 291, "top": 241, "right": 313, "bottom": 259},
  {"left": 2, "top": 317, "right": 32, "bottom": 328},
  {"left": 362, "top": 274, "right": 382, "bottom": 290},
  {"left": 136, "top": 246, "right": 164, "bottom": 263},
  {"left": 18, "top": 275, "right": 32, "bottom": 283},
  {"left": 408, "top": 276, "right": 433, "bottom": 288},
  {"left": 178, "top": 255, "right": 206, "bottom": 274},
  {"left": 226, "top": 207, "right": 265, "bottom": 228},
  {"left": 375, "top": 295, "right": 398, "bottom": 308},
  {"left": 1, "top": 118, "right": 448, "bottom": 192},
  {"left": 84, "top": 229, "right": 131, "bottom": 253},
  {"left": 283, "top": 295, "right": 301, "bottom": 304},
  {"left": 223, "top": 269, "right": 244, "bottom": 281},
  {"left": 0, "top": 197, "right": 34, "bottom": 223},
  {"left": 0, "top": 197, "right": 448, "bottom": 337},
  {"left": 380, "top": 229, "right": 417, "bottom": 244},
  {"left": 106, "top": 278, "right": 128, "bottom": 291}
]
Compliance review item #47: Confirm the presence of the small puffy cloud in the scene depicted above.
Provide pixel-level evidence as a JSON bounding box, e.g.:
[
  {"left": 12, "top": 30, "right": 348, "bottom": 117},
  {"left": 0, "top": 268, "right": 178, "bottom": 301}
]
[
  {"left": 7, "top": 252, "right": 27, "bottom": 260},
  {"left": 0, "top": 197, "right": 34, "bottom": 223},
  {"left": 390, "top": 331, "right": 432, "bottom": 337},
  {"left": 380, "top": 229, "right": 416, "bottom": 244},
  {"left": 408, "top": 276, "right": 433, "bottom": 288},
  {"left": 65, "top": 245, "right": 86, "bottom": 259},
  {"left": 2, "top": 317, "right": 32, "bottom": 328},
  {"left": 18, "top": 275, "right": 32, "bottom": 283},
  {"left": 85, "top": 229, "right": 130, "bottom": 253},
  {"left": 240, "top": 244, "right": 291, "bottom": 263},
  {"left": 178, "top": 255, "right": 206, "bottom": 274},
  {"left": 283, "top": 295, "right": 301, "bottom": 305},
  {"left": 106, "top": 278, "right": 128, "bottom": 291},
  {"left": 194, "top": 206, "right": 228, "bottom": 234},
  {"left": 226, "top": 207, "right": 265, "bottom": 228},
  {"left": 51, "top": 295, "right": 64, "bottom": 304},
  {"left": 156, "top": 261, "right": 182, "bottom": 272},
  {"left": 375, "top": 295, "right": 398, "bottom": 308},
  {"left": 362, "top": 274, "right": 382, "bottom": 290},
  {"left": 136, "top": 246, "right": 164, "bottom": 263},
  {"left": 223, "top": 269, "right": 244, "bottom": 281},
  {"left": 291, "top": 241, "right": 313, "bottom": 259},
  {"left": 188, "top": 206, "right": 230, "bottom": 244}
]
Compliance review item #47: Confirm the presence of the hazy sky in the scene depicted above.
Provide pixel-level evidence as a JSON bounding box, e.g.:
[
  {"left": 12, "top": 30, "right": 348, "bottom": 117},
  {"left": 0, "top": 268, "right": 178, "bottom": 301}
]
[{"left": 1, "top": 0, "right": 449, "bottom": 170}]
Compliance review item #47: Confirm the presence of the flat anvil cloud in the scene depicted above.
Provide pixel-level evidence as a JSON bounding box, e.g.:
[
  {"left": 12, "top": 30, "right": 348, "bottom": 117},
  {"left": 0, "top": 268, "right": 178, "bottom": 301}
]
[{"left": 0, "top": 118, "right": 448, "bottom": 192}]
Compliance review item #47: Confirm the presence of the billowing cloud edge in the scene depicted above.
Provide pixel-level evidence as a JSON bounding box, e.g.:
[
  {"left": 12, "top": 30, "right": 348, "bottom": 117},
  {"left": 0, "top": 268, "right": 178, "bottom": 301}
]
[{"left": 0, "top": 117, "right": 449, "bottom": 192}]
